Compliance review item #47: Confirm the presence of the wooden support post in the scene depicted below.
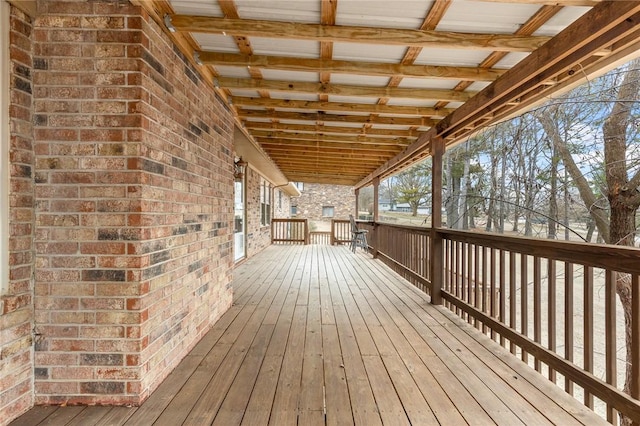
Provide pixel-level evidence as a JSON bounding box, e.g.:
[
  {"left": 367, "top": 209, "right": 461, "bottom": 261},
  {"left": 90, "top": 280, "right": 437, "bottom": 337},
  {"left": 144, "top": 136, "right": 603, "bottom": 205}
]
[
  {"left": 632, "top": 274, "right": 640, "bottom": 415},
  {"left": 430, "top": 137, "right": 444, "bottom": 305},
  {"left": 354, "top": 188, "right": 359, "bottom": 220},
  {"left": 373, "top": 177, "right": 380, "bottom": 223},
  {"left": 371, "top": 177, "right": 380, "bottom": 258}
]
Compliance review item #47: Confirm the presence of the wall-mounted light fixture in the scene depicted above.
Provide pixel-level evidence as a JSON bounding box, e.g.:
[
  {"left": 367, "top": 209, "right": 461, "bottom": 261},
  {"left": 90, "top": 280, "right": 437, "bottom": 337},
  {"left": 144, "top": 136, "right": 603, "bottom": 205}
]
[
  {"left": 234, "top": 157, "right": 247, "bottom": 180},
  {"left": 164, "top": 15, "right": 176, "bottom": 32},
  {"left": 193, "top": 51, "right": 203, "bottom": 66}
]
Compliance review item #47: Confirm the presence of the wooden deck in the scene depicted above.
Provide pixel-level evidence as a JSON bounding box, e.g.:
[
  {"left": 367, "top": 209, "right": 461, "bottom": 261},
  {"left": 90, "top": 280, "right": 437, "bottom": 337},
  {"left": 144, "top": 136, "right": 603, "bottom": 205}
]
[{"left": 12, "top": 244, "right": 608, "bottom": 426}]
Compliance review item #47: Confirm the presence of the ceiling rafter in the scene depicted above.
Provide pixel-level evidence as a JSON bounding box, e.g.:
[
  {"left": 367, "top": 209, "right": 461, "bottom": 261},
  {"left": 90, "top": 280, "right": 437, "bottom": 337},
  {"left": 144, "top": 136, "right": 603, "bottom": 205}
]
[
  {"left": 242, "top": 122, "right": 421, "bottom": 138},
  {"left": 253, "top": 131, "right": 412, "bottom": 146},
  {"left": 218, "top": 77, "right": 475, "bottom": 102},
  {"left": 197, "top": 51, "right": 506, "bottom": 82},
  {"left": 169, "top": 14, "right": 550, "bottom": 52},
  {"left": 231, "top": 97, "right": 453, "bottom": 118},
  {"left": 238, "top": 110, "right": 437, "bottom": 128}
]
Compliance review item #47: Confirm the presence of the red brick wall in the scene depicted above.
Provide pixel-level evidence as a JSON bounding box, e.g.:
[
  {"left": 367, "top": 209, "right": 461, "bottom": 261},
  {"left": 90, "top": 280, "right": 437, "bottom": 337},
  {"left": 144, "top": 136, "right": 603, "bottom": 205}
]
[
  {"left": 1, "top": 5, "right": 36, "bottom": 423},
  {"left": 29, "top": 2, "right": 234, "bottom": 406},
  {"left": 292, "top": 183, "right": 355, "bottom": 231}
]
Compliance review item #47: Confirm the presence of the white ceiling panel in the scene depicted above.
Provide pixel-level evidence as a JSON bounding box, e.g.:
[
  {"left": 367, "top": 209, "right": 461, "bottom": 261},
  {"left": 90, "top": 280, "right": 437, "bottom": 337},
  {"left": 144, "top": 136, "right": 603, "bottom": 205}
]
[
  {"left": 437, "top": 0, "right": 540, "bottom": 34},
  {"left": 170, "top": 0, "right": 223, "bottom": 17},
  {"left": 235, "top": 0, "right": 320, "bottom": 23},
  {"left": 386, "top": 99, "right": 438, "bottom": 108},
  {"left": 414, "top": 48, "right": 488, "bottom": 67},
  {"left": 397, "top": 78, "right": 459, "bottom": 90},
  {"left": 250, "top": 38, "right": 320, "bottom": 58},
  {"left": 214, "top": 65, "right": 251, "bottom": 79},
  {"left": 193, "top": 33, "right": 240, "bottom": 52},
  {"left": 330, "top": 74, "right": 390, "bottom": 86},
  {"left": 493, "top": 52, "right": 529, "bottom": 69},
  {"left": 332, "top": 42, "right": 406, "bottom": 63},
  {"left": 336, "top": 0, "right": 433, "bottom": 29},
  {"left": 534, "top": 7, "right": 591, "bottom": 36},
  {"left": 261, "top": 69, "right": 319, "bottom": 83},
  {"left": 328, "top": 96, "right": 379, "bottom": 104}
]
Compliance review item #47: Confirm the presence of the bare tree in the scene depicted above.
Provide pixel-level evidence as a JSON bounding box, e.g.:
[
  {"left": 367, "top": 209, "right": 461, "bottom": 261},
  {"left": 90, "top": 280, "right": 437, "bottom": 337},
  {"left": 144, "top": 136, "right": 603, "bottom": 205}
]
[{"left": 537, "top": 58, "right": 640, "bottom": 425}]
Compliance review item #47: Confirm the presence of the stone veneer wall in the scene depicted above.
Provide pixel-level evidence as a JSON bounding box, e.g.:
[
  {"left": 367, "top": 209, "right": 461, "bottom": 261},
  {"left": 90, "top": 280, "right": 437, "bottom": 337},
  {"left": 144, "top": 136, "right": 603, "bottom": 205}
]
[
  {"left": 1, "top": 4, "right": 36, "bottom": 423},
  {"left": 292, "top": 183, "right": 355, "bottom": 224},
  {"left": 2, "top": 1, "right": 235, "bottom": 418}
]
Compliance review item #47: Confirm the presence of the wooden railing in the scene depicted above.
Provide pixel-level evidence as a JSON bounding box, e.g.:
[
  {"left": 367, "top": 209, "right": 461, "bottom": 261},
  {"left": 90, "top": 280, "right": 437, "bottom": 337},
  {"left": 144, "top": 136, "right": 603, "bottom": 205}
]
[
  {"left": 331, "top": 219, "right": 351, "bottom": 245},
  {"left": 271, "top": 218, "right": 309, "bottom": 244},
  {"left": 309, "top": 231, "right": 331, "bottom": 245},
  {"left": 367, "top": 222, "right": 640, "bottom": 424},
  {"left": 270, "top": 219, "right": 352, "bottom": 245}
]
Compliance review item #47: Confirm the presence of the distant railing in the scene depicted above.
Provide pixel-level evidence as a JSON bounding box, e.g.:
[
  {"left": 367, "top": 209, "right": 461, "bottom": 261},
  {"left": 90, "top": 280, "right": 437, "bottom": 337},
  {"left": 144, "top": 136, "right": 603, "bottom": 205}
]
[
  {"left": 271, "top": 219, "right": 309, "bottom": 244},
  {"left": 368, "top": 222, "right": 640, "bottom": 424},
  {"left": 309, "top": 231, "right": 331, "bottom": 245}
]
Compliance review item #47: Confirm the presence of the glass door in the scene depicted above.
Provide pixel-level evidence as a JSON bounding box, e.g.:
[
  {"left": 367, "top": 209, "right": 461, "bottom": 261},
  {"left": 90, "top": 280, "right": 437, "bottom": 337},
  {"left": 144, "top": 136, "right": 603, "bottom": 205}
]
[{"left": 234, "top": 177, "right": 246, "bottom": 262}]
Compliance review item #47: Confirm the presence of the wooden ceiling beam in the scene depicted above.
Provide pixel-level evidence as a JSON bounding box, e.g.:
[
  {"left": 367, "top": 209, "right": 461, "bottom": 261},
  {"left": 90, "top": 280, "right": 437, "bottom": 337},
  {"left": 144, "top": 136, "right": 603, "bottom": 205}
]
[
  {"left": 243, "top": 122, "right": 420, "bottom": 138},
  {"left": 285, "top": 174, "right": 360, "bottom": 185},
  {"left": 218, "top": 77, "right": 474, "bottom": 102},
  {"left": 268, "top": 157, "right": 380, "bottom": 170},
  {"left": 280, "top": 164, "right": 368, "bottom": 175},
  {"left": 266, "top": 144, "right": 393, "bottom": 157},
  {"left": 238, "top": 110, "right": 436, "bottom": 127},
  {"left": 197, "top": 51, "right": 506, "bottom": 82},
  {"left": 231, "top": 97, "right": 453, "bottom": 118},
  {"left": 169, "top": 14, "right": 550, "bottom": 52},
  {"left": 253, "top": 130, "right": 412, "bottom": 146},
  {"left": 259, "top": 138, "right": 405, "bottom": 152}
]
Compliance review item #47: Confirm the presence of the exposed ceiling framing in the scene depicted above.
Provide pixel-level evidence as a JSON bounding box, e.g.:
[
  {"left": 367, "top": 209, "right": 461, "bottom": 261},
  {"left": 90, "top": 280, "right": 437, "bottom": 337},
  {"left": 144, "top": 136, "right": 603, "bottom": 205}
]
[{"left": 134, "top": 0, "right": 640, "bottom": 187}]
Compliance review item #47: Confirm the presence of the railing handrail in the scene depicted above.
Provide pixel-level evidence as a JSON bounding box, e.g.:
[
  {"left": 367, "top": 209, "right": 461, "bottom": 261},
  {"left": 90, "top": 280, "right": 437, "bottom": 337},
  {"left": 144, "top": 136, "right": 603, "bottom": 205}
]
[
  {"left": 271, "top": 218, "right": 309, "bottom": 244},
  {"left": 438, "top": 227, "right": 640, "bottom": 274}
]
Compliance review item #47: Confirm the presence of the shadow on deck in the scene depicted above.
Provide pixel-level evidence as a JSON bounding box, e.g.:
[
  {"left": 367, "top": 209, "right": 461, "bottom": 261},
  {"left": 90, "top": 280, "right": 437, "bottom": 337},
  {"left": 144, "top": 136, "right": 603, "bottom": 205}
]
[{"left": 11, "top": 244, "right": 606, "bottom": 425}]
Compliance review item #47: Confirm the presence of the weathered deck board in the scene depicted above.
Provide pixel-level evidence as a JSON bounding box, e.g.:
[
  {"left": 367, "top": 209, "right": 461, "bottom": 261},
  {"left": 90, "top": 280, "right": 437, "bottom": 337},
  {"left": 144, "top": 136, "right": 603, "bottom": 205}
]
[{"left": 10, "top": 244, "right": 609, "bottom": 426}]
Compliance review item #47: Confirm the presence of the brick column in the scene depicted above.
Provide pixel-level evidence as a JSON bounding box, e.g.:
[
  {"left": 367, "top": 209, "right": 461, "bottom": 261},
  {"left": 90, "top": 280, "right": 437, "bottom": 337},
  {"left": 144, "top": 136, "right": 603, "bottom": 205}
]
[
  {"left": 32, "top": 2, "right": 234, "bottom": 405},
  {"left": 1, "top": 4, "right": 35, "bottom": 421}
]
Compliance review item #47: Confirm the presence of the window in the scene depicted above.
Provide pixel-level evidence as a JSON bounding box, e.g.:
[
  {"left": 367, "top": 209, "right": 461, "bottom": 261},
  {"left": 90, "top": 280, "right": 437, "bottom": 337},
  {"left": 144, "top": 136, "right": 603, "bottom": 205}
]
[
  {"left": 260, "top": 178, "right": 271, "bottom": 226},
  {"left": 322, "top": 206, "right": 335, "bottom": 218},
  {"left": 1, "top": 1, "right": 8, "bottom": 294},
  {"left": 278, "top": 190, "right": 282, "bottom": 209},
  {"left": 291, "top": 205, "right": 297, "bottom": 216},
  {"left": 293, "top": 182, "right": 304, "bottom": 191}
]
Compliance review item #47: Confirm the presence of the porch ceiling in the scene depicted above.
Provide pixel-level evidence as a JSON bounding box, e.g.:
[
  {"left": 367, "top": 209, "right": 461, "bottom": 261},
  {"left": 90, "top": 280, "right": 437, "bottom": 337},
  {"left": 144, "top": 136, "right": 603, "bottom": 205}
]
[{"left": 138, "top": 0, "right": 640, "bottom": 186}]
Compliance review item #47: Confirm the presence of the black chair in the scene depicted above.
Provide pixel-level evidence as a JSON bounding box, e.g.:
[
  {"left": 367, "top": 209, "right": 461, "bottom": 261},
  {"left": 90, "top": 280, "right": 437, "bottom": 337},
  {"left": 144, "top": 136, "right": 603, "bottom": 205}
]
[{"left": 349, "top": 215, "right": 368, "bottom": 253}]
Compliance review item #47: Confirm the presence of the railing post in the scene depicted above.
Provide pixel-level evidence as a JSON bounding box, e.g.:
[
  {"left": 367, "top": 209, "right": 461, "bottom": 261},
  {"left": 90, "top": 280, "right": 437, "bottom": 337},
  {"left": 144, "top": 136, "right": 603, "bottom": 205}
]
[
  {"left": 330, "top": 219, "right": 335, "bottom": 245},
  {"left": 633, "top": 274, "right": 640, "bottom": 407},
  {"left": 372, "top": 178, "right": 380, "bottom": 258},
  {"left": 430, "top": 137, "right": 444, "bottom": 305},
  {"left": 354, "top": 188, "right": 359, "bottom": 220},
  {"left": 373, "top": 177, "right": 380, "bottom": 223},
  {"left": 304, "top": 219, "right": 309, "bottom": 245},
  {"left": 270, "top": 219, "right": 275, "bottom": 244}
]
